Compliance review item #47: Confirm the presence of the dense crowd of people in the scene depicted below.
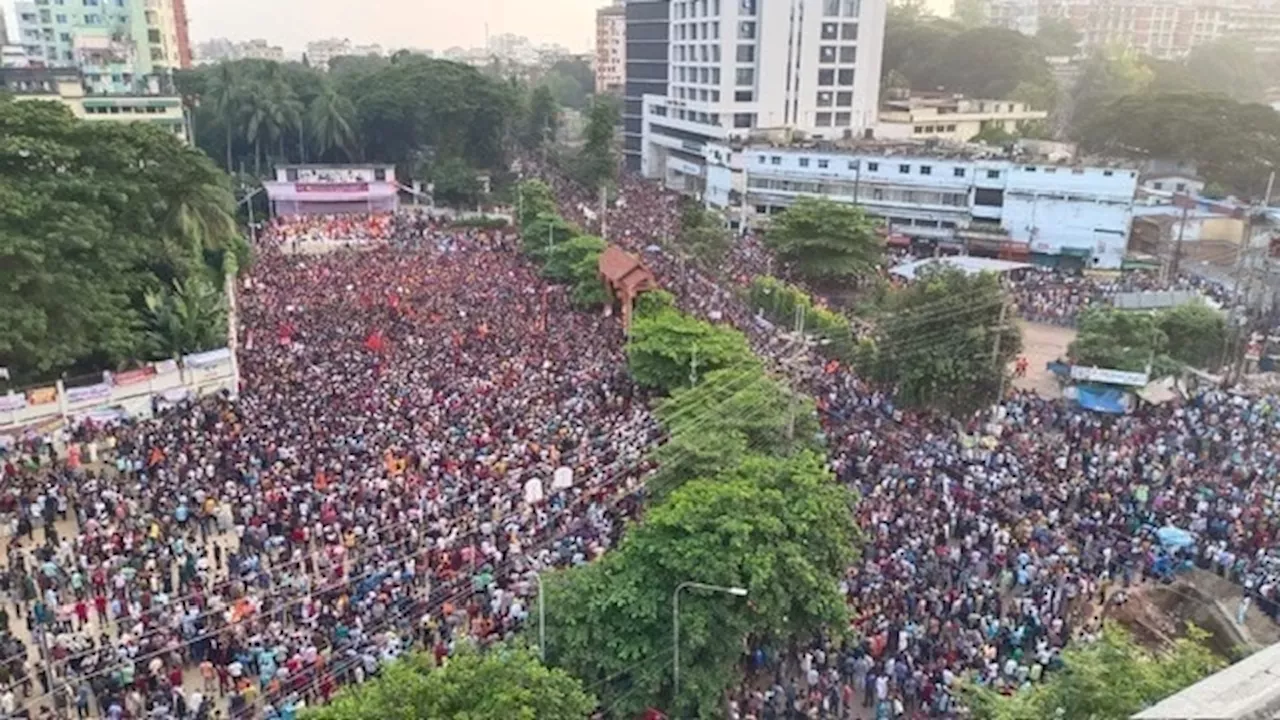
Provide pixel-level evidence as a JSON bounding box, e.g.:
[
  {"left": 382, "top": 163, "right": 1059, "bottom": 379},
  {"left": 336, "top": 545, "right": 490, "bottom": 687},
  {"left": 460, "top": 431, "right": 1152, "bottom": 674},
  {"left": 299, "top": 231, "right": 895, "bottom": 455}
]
[
  {"left": 1008, "top": 267, "right": 1235, "bottom": 326},
  {"left": 2, "top": 165, "right": 1279, "bottom": 720},
  {"left": 1, "top": 217, "right": 659, "bottom": 719}
]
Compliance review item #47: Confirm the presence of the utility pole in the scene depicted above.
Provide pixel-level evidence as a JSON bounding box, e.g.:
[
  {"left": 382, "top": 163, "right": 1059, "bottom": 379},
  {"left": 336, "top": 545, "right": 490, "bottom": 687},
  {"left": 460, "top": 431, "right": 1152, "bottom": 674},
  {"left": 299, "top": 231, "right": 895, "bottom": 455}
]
[
  {"left": 688, "top": 344, "right": 700, "bottom": 387},
  {"left": 599, "top": 184, "right": 608, "bottom": 242},
  {"left": 786, "top": 305, "right": 806, "bottom": 444},
  {"left": 992, "top": 302, "right": 1010, "bottom": 405},
  {"left": 1170, "top": 198, "right": 1190, "bottom": 279}
]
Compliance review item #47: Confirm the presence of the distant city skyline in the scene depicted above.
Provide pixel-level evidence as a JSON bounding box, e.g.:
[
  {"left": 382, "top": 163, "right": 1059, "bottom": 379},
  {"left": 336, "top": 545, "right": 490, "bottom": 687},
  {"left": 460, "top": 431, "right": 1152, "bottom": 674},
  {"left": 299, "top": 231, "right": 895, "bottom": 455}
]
[{"left": 2, "top": 0, "right": 952, "bottom": 55}]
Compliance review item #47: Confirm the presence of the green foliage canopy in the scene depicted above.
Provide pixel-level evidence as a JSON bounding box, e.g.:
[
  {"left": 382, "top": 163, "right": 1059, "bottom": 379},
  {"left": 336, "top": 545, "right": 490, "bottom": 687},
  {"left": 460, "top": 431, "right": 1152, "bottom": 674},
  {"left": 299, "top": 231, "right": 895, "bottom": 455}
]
[
  {"left": 856, "top": 267, "right": 1020, "bottom": 413},
  {"left": 0, "top": 100, "right": 239, "bottom": 382},
  {"left": 764, "top": 197, "right": 883, "bottom": 283},
  {"left": 626, "top": 310, "right": 760, "bottom": 392},
  {"left": 967, "top": 624, "right": 1223, "bottom": 720},
  {"left": 302, "top": 646, "right": 596, "bottom": 720}
]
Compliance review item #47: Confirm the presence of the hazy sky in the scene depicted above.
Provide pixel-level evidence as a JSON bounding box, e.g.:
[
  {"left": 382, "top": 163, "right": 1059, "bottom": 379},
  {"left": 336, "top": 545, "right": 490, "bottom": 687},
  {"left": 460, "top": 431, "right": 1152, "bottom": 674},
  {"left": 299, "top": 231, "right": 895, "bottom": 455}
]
[{"left": 3, "top": 0, "right": 953, "bottom": 55}]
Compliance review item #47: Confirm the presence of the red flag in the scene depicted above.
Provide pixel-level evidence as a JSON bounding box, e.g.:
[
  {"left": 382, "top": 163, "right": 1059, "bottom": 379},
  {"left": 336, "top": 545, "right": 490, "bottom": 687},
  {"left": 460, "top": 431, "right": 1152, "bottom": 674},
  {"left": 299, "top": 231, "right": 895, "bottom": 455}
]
[{"left": 364, "top": 331, "right": 387, "bottom": 353}]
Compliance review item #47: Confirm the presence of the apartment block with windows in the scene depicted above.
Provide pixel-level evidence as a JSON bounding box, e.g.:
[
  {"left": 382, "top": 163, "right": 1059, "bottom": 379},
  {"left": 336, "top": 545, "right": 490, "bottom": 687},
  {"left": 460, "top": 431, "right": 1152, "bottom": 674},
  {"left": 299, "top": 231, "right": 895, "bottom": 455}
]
[
  {"left": 14, "top": 0, "right": 191, "bottom": 93},
  {"left": 596, "top": 0, "right": 627, "bottom": 94},
  {"left": 733, "top": 144, "right": 1138, "bottom": 268},
  {"left": 623, "top": 0, "right": 671, "bottom": 172},
  {"left": 640, "top": 0, "right": 887, "bottom": 195}
]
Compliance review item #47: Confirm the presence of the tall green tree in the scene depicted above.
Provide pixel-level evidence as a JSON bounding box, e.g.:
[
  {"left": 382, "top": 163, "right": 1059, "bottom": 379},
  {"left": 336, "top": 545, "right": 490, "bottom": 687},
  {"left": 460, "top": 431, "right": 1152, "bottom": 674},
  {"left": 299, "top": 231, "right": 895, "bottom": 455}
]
[
  {"left": 576, "top": 95, "right": 620, "bottom": 188},
  {"left": 968, "top": 624, "right": 1223, "bottom": 720},
  {"left": 523, "top": 84, "right": 561, "bottom": 150},
  {"left": 764, "top": 197, "right": 883, "bottom": 283},
  {"left": 856, "top": 267, "right": 1020, "bottom": 412},
  {"left": 303, "top": 647, "right": 596, "bottom": 720},
  {"left": 204, "top": 62, "right": 243, "bottom": 172},
  {"left": 626, "top": 309, "right": 760, "bottom": 392},
  {"left": 516, "top": 179, "right": 558, "bottom": 231},
  {"left": 652, "top": 367, "right": 820, "bottom": 494},
  {"left": 0, "top": 101, "right": 239, "bottom": 381},
  {"left": 546, "top": 451, "right": 857, "bottom": 719},
  {"left": 145, "top": 277, "right": 228, "bottom": 360},
  {"left": 1035, "top": 17, "right": 1082, "bottom": 56},
  {"left": 1069, "top": 306, "right": 1168, "bottom": 374},
  {"left": 678, "top": 202, "right": 734, "bottom": 269},
  {"left": 1184, "top": 39, "right": 1266, "bottom": 103},
  {"left": 307, "top": 85, "right": 359, "bottom": 161},
  {"left": 1159, "top": 301, "right": 1227, "bottom": 370},
  {"left": 1069, "top": 47, "right": 1154, "bottom": 130}
]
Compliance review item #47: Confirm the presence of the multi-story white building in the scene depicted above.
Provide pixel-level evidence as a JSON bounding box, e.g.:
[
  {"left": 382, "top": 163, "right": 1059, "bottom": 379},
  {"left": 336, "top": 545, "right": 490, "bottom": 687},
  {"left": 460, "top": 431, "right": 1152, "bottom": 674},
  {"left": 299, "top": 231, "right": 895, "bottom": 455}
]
[
  {"left": 194, "top": 38, "right": 285, "bottom": 64},
  {"left": 14, "top": 0, "right": 191, "bottom": 89},
  {"left": 3, "top": 66, "right": 189, "bottom": 143},
  {"left": 640, "top": 0, "right": 887, "bottom": 196},
  {"left": 725, "top": 142, "right": 1138, "bottom": 269},
  {"left": 596, "top": 0, "right": 627, "bottom": 94},
  {"left": 984, "top": 0, "right": 1280, "bottom": 59},
  {"left": 305, "top": 38, "right": 381, "bottom": 72}
]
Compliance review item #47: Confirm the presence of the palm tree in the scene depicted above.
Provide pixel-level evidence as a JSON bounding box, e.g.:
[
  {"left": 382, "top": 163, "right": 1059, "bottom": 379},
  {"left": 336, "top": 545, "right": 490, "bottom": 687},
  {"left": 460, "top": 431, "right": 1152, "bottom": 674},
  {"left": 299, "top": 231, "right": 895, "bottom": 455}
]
[
  {"left": 272, "top": 83, "right": 304, "bottom": 163},
  {"left": 239, "top": 86, "right": 277, "bottom": 177},
  {"left": 145, "top": 277, "right": 228, "bottom": 359},
  {"left": 206, "top": 63, "right": 242, "bottom": 172},
  {"left": 161, "top": 176, "right": 239, "bottom": 265},
  {"left": 307, "top": 86, "right": 359, "bottom": 161}
]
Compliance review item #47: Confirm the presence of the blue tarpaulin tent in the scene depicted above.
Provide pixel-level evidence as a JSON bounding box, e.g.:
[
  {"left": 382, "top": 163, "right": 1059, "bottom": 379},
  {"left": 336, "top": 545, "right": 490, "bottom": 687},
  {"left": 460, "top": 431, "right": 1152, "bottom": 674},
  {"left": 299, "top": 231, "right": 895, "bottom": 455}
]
[
  {"left": 1077, "top": 385, "right": 1127, "bottom": 414},
  {"left": 1157, "top": 526, "right": 1195, "bottom": 549}
]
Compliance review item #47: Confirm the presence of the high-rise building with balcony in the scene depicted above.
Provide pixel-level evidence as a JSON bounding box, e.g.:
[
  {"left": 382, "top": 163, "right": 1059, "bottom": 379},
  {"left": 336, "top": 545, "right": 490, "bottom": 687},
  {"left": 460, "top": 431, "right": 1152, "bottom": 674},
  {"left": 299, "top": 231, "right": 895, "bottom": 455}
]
[
  {"left": 14, "top": 0, "right": 191, "bottom": 93},
  {"left": 596, "top": 0, "right": 627, "bottom": 94}
]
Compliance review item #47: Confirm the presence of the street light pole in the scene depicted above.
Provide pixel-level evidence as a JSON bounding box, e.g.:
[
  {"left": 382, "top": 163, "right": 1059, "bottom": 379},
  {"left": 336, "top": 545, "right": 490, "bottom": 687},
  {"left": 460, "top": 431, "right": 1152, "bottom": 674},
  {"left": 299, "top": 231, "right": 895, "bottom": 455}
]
[
  {"left": 531, "top": 571, "right": 546, "bottom": 662},
  {"left": 672, "top": 582, "right": 748, "bottom": 707}
]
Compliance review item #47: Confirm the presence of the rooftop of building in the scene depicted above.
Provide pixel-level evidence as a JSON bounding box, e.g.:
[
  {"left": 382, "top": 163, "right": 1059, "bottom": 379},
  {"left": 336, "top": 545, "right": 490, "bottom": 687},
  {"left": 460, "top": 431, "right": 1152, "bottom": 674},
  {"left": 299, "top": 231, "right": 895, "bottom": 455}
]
[
  {"left": 879, "top": 90, "right": 1043, "bottom": 114},
  {"left": 737, "top": 132, "right": 1139, "bottom": 169}
]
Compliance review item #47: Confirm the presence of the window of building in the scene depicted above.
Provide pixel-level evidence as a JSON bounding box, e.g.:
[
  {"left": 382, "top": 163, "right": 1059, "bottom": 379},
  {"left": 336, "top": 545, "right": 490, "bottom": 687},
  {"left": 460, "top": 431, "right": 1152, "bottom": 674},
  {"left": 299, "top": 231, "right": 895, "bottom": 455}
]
[
  {"left": 841, "top": 0, "right": 860, "bottom": 16},
  {"left": 816, "top": 112, "right": 833, "bottom": 127},
  {"left": 836, "top": 91, "right": 852, "bottom": 107},
  {"left": 954, "top": 167, "right": 966, "bottom": 178},
  {"left": 738, "top": 21, "right": 756, "bottom": 39},
  {"left": 734, "top": 112, "right": 755, "bottom": 128},
  {"left": 986, "top": 169, "right": 1000, "bottom": 179},
  {"left": 867, "top": 162, "right": 879, "bottom": 171},
  {"left": 652, "top": 105, "right": 667, "bottom": 116},
  {"left": 736, "top": 44, "right": 755, "bottom": 62},
  {"left": 711, "top": 68, "right": 720, "bottom": 83},
  {"left": 736, "top": 67, "right": 754, "bottom": 86},
  {"left": 913, "top": 126, "right": 924, "bottom": 134},
  {"left": 920, "top": 165, "right": 932, "bottom": 175},
  {"left": 818, "top": 69, "right": 835, "bottom": 86},
  {"left": 817, "top": 159, "right": 829, "bottom": 169},
  {"left": 700, "top": 67, "right": 710, "bottom": 82},
  {"left": 848, "top": 160, "right": 859, "bottom": 170},
  {"left": 1104, "top": 170, "right": 1114, "bottom": 176},
  {"left": 1175, "top": 182, "right": 1186, "bottom": 191},
  {"left": 823, "top": 0, "right": 840, "bottom": 15},
  {"left": 83, "top": 0, "right": 98, "bottom": 5},
  {"left": 59, "top": 32, "right": 70, "bottom": 41},
  {"left": 835, "top": 112, "right": 851, "bottom": 125},
  {"left": 899, "top": 164, "right": 910, "bottom": 174},
  {"left": 839, "top": 45, "right": 857, "bottom": 63},
  {"left": 1024, "top": 166, "right": 1036, "bottom": 172},
  {"left": 821, "top": 22, "right": 839, "bottom": 40},
  {"left": 841, "top": 22, "right": 858, "bottom": 39},
  {"left": 771, "top": 155, "right": 781, "bottom": 165},
  {"left": 838, "top": 68, "right": 854, "bottom": 85},
  {"left": 83, "top": 13, "right": 100, "bottom": 23},
  {"left": 758, "top": 155, "right": 766, "bottom": 164},
  {"left": 740, "top": 0, "right": 757, "bottom": 14},
  {"left": 946, "top": 124, "right": 956, "bottom": 131},
  {"left": 817, "top": 91, "right": 833, "bottom": 107},
  {"left": 974, "top": 188, "right": 1004, "bottom": 206},
  {"left": 799, "top": 157, "right": 810, "bottom": 167},
  {"left": 735, "top": 89, "right": 754, "bottom": 101},
  {"left": 700, "top": 44, "right": 708, "bottom": 61},
  {"left": 56, "top": 13, "right": 67, "bottom": 22}
]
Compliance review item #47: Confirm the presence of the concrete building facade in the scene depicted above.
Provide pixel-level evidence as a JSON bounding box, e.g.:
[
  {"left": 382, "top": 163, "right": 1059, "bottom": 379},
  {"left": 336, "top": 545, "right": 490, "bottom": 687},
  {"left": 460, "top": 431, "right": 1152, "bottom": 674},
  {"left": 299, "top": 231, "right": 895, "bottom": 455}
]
[
  {"left": 876, "top": 94, "right": 1049, "bottom": 143},
  {"left": 596, "top": 0, "right": 627, "bottom": 94},
  {"left": 983, "top": 0, "right": 1280, "bottom": 59},
  {"left": 727, "top": 143, "right": 1138, "bottom": 268},
  {"left": 14, "top": 0, "right": 191, "bottom": 83},
  {"left": 2, "top": 66, "right": 188, "bottom": 142},
  {"left": 623, "top": 0, "right": 671, "bottom": 172},
  {"left": 639, "top": 0, "right": 887, "bottom": 193}
]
